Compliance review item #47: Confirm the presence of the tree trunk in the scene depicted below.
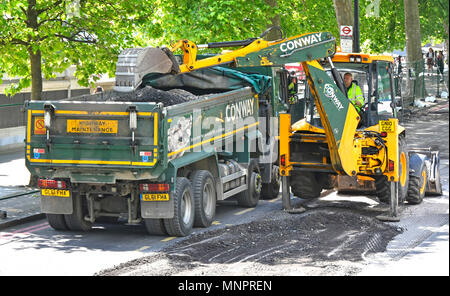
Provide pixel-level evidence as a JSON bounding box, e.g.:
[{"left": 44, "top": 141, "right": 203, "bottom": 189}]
[
  {"left": 29, "top": 48, "right": 43, "bottom": 101},
  {"left": 333, "top": 0, "right": 354, "bottom": 28},
  {"left": 265, "top": 0, "right": 281, "bottom": 41},
  {"left": 404, "top": 0, "right": 425, "bottom": 102},
  {"left": 27, "top": 0, "right": 43, "bottom": 101}
]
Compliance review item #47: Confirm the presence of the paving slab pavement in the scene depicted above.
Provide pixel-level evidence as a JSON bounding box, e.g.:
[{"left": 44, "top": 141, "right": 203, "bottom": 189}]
[
  {"left": 0, "top": 148, "right": 42, "bottom": 230},
  {"left": 0, "top": 188, "right": 43, "bottom": 230}
]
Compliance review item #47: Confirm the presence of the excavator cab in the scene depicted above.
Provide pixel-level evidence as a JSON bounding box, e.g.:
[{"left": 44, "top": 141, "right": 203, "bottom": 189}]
[{"left": 322, "top": 54, "right": 398, "bottom": 128}]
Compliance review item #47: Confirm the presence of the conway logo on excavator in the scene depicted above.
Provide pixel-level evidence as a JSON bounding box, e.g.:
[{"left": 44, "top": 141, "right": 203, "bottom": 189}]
[
  {"left": 279, "top": 33, "right": 324, "bottom": 53},
  {"left": 324, "top": 83, "right": 345, "bottom": 111}
]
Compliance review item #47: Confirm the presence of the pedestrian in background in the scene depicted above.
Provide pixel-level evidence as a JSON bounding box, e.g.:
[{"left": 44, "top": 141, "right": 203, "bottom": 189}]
[
  {"left": 436, "top": 51, "right": 445, "bottom": 82},
  {"left": 425, "top": 48, "right": 435, "bottom": 76}
]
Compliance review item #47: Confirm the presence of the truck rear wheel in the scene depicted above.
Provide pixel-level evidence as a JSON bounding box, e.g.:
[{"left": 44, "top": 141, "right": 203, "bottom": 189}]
[
  {"left": 46, "top": 214, "right": 69, "bottom": 231},
  {"left": 261, "top": 166, "right": 281, "bottom": 200},
  {"left": 191, "top": 170, "right": 216, "bottom": 228},
  {"left": 406, "top": 162, "right": 427, "bottom": 205},
  {"left": 290, "top": 172, "right": 322, "bottom": 199},
  {"left": 64, "top": 193, "right": 92, "bottom": 232},
  {"left": 163, "top": 177, "right": 195, "bottom": 237},
  {"left": 144, "top": 219, "right": 168, "bottom": 236},
  {"left": 237, "top": 160, "right": 261, "bottom": 207}
]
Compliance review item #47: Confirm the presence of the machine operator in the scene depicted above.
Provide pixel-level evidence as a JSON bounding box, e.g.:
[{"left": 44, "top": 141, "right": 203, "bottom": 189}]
[{"left": 343, "top": 72, "right": 364, "bottom": 113}]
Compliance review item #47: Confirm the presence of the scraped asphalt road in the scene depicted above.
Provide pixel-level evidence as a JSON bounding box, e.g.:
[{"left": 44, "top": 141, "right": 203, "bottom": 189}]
[{"left": 0, "top": 105, "right": 448, "bottom": 276}]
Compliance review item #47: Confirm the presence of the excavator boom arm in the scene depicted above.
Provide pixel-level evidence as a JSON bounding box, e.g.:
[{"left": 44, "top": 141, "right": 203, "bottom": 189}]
[{"left": 114, "top": 32, "right": 336, "bottom": 92}]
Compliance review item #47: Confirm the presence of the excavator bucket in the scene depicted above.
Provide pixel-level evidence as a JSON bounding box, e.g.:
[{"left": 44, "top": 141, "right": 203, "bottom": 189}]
[{"left": 114, "top": 47, "right": 179, "bottom": 93}]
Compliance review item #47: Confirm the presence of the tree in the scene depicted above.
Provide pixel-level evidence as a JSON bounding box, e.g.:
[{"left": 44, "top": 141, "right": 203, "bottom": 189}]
[
  {"left": 404, "top": 0, "right": 425, "bottom": 100},
  {"left": 359, "top": 0, "right": 406, "bottom": 53},
  {"left": 333, "top": 0, "right": 354, "bottom": 29},
  {"left": 0, "top": 0, "right": 155, "bottom": 100},
  {"left": 419, "top": 0, "right": 449, "bottom": 63},
  {"left": 139, "top": 0, "right": 279, "bottom": 47},
  {"left": 265, "top": 0, "right": 281, "bottom": 41}
]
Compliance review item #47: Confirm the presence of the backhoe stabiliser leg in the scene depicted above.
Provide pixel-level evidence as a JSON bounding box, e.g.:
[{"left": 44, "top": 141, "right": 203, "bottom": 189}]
[
  {"left": 282, "top": 176, "right": 306, "bottom": 214},
  {"left": 281, "top": 176, "right": 291, "bottom": 210},
  {"left": 377, "top": 181, "right": 400, "bottom": 222}
]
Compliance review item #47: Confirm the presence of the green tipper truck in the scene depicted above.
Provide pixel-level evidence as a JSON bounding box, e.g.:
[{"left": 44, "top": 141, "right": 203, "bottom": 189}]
[{"left": 25, "top": 66, "right": 288, "bottom": 236}]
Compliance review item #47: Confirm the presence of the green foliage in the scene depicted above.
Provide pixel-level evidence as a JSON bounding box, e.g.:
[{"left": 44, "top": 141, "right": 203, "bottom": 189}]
[
  {"left": 138, "top": 0, "right": 445, "bottom": 54},
  {"left": 419, "top": 0, "right": 449, "bottom": 44},
  {"left": 139, "top": 0, "right": 279, "bottom": 46},
  {"left": 0, "top": 0, "right": 156, "bottom": 96},
  {"left": 1, "top": 0, "right": 447, "bottom": 98},
  {"left": 358, "top": 0, "right": 406, "bottom": 53}
]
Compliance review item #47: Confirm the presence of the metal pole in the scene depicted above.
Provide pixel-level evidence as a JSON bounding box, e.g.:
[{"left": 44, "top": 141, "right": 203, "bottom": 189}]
[
  {"left": 422, "top": 60, "right": 425, "bottom": 99},
  {"left": 437, "top": 65, "right": 441, "bottom": 98},
  {"left": 353, "top": 0, "right": 360, "bottom": 53},
  {"left": 390, "top": 181, "right": 398, "bottom": 217}
]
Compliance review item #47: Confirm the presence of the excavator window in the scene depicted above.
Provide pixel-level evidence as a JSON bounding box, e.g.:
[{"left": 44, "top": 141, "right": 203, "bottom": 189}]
[
  {"left": 278, "top": 69, "right": 290, "bottom": 105},
  {"left": 376, "top": 61, "right": 396, "bottom": 120}
]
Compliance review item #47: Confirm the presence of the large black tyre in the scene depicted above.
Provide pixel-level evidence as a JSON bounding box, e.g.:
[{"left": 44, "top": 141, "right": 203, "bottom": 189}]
[
  {"left": 144, "top": 219, "right": 168, "bottom": 236},
  {"left": 191, "top": 170, "right": 216, "bottom": 228},
  {"left": 163, "top": 177, "right": 195, "bottom": 237},
  {"left": 46, "top": 214, "right": 69, "bottom": 231},
  {"left": 237, "top": 160, "right": 262, "bottom": 207},
  {"left": 374, "top": 176, "right": 391, "bottom": 203},
  {"left": 319, "top": 173, "right": 336, "bottom": 190},
  {"left": 375, "top": 136, "right": 409, "bottom": 204},
  {"left": 290, "top": 172, "right": 323, "bottom": 199},
  {"left": 261, "top": 166, "right": 281, "bottom": 200},
  {"left": 64, "top": 193, "right": 92, "bottom": 232},
  {"left": 406, "top": 162, "right": 427, "bottom": 205}
]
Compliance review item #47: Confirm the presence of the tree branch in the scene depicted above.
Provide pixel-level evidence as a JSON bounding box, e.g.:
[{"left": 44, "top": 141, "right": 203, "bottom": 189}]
[
  {"left": 4, "top": 32, "right": 30, "bottom": 46},
  {"left": 55, "top": 33, "right": 97, "bottom": 44},
  {"left": 38, "top": 10, "right": 64, "bottom": 26},
  {"left": 36, "top": 0, "right": 64, "bottom": 16}
]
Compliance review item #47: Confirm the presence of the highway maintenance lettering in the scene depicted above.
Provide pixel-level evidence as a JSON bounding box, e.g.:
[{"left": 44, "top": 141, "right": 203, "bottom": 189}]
[{"left": 67, "top": 119, "right": 118, "bottom": 134}]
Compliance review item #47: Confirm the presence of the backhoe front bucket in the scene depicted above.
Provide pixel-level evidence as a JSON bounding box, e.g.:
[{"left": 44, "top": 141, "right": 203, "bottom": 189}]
[
  {"left": 409, "top": 148, "right": 443, "bottom": 196},
  {"left": 114, "top": 47, "right": 179, "bottom": 93}
]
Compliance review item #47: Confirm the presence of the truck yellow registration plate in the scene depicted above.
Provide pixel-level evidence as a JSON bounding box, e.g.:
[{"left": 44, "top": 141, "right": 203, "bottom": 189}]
[
  {"left": 379, "top": 120, "right": 395, "bottom": 132},
  {"left": 67, "top": 119, "right": 118, "bottom": 134},
  {"left": 141, "top": 193, "right": 169, "bottom": 201},
  {"left": 41, "top": 189, "right": 70, "bottom": 197}
]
